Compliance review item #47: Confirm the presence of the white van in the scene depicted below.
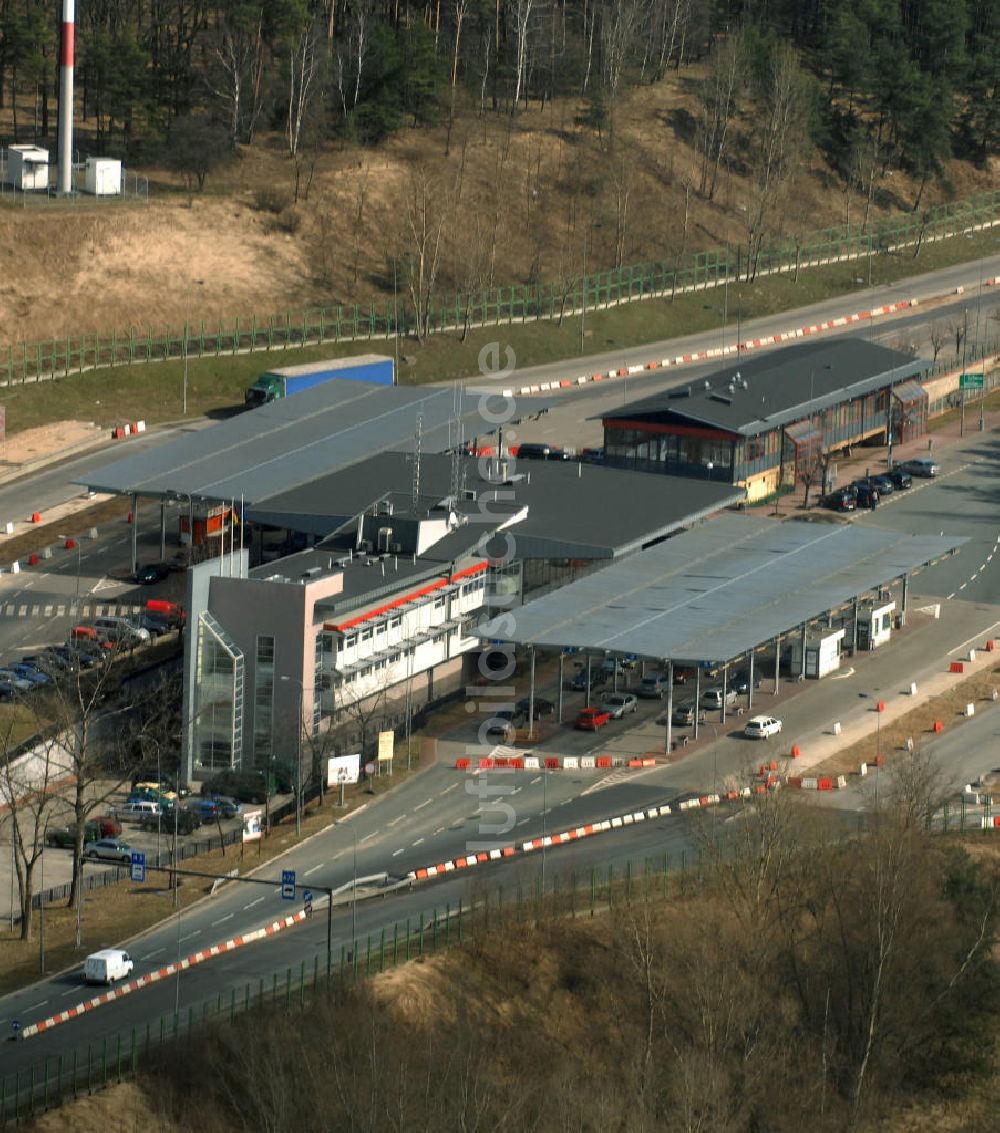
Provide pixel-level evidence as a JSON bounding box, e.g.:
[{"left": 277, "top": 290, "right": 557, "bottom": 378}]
[{"left": 84, "top": 949, "right": 134, "bottom": 985}]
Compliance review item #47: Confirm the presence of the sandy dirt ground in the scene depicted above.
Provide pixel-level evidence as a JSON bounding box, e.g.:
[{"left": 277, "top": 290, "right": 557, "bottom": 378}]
[{"left": 0, "top": 81, "right": 995, "bottom": 353}]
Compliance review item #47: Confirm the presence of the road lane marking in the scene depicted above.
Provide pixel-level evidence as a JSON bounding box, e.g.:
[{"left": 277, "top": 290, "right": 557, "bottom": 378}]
[
  {"left": 179, "top": 931, "right": 200, "bottom": 943},
  {"left": 392, "top": 849, "right": 404, "bottom": 857},
  {"left": 359, "top": 833, "right": 376, "bottom": 845},
  {"left": 441, "top": 782, "right": 459, "bottom": 795},
  {"left": 530, "top": 776, "right": 541, "bottom": 785},
  {"left": 386, "top": 815, "right": 406, "bottom": 826},
  {"left": 60, "top": 988, "right": 78, "bottom": 997},
  {"left": 26, "top": 1001, "right": 48, "bottom": 1012},
  {"left": 211, "top": 914, "right": 233, "bottom": 926},
  {"left": 414, "top": 799, "right": 433, "bottom": 811},
  {"left": 142, "top": 949, "right": 164, "bottom": 960},
  {"left": 412, "top": 837, "right": 425, "bottom": 846},
  {"left": 303, "top": 863, "right": 324, "bottom": 876},
  {"left": 244, "top": 896, "right": 265, "bottom": 909},
  {"left": 517, "top": 818, "right": 530, "bottom": 826},
  {"left": 433, "top": 826, "right": 445, "bottom": 835}
]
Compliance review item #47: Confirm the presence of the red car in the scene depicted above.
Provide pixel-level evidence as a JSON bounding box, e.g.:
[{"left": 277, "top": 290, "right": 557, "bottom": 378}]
[{"left": 575, "top": 707, "right": 612, "bottom": 731}]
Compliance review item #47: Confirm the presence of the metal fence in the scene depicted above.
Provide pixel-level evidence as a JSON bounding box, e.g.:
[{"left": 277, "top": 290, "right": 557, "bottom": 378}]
[
  {"left": 3, "top": 188, "right": 999, "bottom": 387},
  {"left": 0, "top": 849, "right": 696, "bottom": 1124}
]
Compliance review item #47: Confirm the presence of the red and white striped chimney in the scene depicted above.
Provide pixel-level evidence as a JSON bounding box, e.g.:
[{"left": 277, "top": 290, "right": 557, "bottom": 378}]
[{"left": 57, "top": 0, "right": 75, "bottom": 194}]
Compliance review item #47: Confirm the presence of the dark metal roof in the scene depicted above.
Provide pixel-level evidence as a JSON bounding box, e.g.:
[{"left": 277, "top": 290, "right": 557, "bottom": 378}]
[
  {"left": 247, "top": 452, "right": 745, "bottom": 559},
  {"left": 604, "top": 339, "right": 925, "bottom": 437},
  {"left": 475, "top": 514, "right": 965, "bottom": 663},
  {"left": 76, "top": 380, "right": 539, "bottom": 505}
]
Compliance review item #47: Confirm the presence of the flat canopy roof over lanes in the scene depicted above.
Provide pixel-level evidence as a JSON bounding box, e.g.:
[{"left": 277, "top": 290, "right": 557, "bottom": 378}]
[
  {"left": 475, "top": 514, "right": 965, "bottom": 664},
  {"left": 247, "top": 452, "right": 745, "bottom": 557},
  {"left": 76, "top": 380, "right": 536, "bottom": 505}
]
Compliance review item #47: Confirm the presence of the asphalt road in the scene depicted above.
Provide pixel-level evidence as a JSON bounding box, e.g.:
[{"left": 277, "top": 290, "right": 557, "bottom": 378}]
[
  {"left": 465, "top": 247, "right": 1000, "bottom": 398},
  {"left": 0, "top": 770, "right": 702, "bottom": 1072}
]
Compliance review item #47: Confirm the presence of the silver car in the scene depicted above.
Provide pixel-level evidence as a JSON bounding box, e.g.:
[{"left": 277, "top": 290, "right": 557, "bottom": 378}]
[
  {"left": 82, "top": 839, "right": 133, "bottom": 865},
  {"left": 601, "top": 693, "right": 638, "bottom": 719}
]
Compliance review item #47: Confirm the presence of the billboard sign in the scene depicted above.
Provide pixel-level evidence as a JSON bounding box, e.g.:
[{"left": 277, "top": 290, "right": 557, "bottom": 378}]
[
  {"left": 326, "top": 753, "right": 360, "bottom": 787},
  {"left": 242, "top": 809, "right": 263, "bottom": 842},
  {"left": 377, "top": 730, "right": 394, "bottom": 762}
]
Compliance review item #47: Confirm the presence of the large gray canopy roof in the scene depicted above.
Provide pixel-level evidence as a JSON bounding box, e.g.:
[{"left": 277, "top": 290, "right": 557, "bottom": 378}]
[
  {"left": 77, "top": 380, "right": 528, "bottom": 505},
  {"left": 476, "top": 514, "right": 964, "bottom": 664}
]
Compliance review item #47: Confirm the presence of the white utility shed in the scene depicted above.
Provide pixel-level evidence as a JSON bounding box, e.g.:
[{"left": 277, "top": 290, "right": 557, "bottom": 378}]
[
  {"left": 7, "top": 145, "right": 49, "bottom": 191},
  {"left": 85, "top": 158, "right": 122, "bottom": 196}
]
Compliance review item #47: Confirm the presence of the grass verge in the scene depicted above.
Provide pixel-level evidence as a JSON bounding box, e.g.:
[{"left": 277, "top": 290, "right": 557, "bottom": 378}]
[{"left": 3, "top": 228, "right": 999, "bottom": 436}]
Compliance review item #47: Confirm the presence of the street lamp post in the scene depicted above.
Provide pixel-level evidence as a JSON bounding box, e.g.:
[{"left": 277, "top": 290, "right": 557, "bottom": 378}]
[
  {"left": 182, "top": 280, "right": 205, "bottom": 416},
  {"left": 280, "top": 675, "right": 305, "bottom": 836},
  {"left": 352, "top": 827, "right": 358, "bottom": 961},
  {"left": 540, "top": 765, "right": 547, "bottom": 899},
  {"left": 39, "top": 836, "right": 46, "bottom": 973},
  {"left": 58, "top": 534, "right": 83, "bottom": 602}
]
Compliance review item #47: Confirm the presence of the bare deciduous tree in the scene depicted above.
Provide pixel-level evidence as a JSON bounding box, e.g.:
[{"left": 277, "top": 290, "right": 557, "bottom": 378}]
[
  {"left": 696, "top": 31, "right": 744, "bottom": 202},
  {"left": 400, "top": 171, "right": 451, "bottom": 342},
  {"left": 286, "top": 16, "right": 322, "bottom": 158},
  {"left": 743, "top": 42, "right": 811, "bottom": 282},
  {"left": 0, "top": 720, "right": 67, "bottom": 939}
]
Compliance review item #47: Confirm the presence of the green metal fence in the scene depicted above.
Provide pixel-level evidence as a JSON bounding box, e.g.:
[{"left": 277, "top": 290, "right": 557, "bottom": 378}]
[
  {"left": 0, "top": 851, "right": 693, "bottom": 1123},
  {"left": 4, "top": 189, "right": 999, "bottom": 387}
]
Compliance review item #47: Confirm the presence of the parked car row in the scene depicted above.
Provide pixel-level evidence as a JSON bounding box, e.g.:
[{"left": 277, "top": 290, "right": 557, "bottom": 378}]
[
  {"left": 0, "top": 607, "right": 185, "bottom": 700},
  {"left": 823, "top": 466, "right": 915, "bottom": 512}
]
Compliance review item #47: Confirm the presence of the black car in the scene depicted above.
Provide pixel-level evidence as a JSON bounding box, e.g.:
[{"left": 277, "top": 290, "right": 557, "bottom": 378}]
[
  {"left": 201, "top": 769, "right": 275, "bottom": 804},
  {"left": 133, "top": 562, "right": 171, "bottom": 585},
  {"left": 730, "top": 669, "right": 763, "bottom": 696},
  {"left": 516, "top": 443, "right": 571, "bottom": 462},
  {"left": 822, "top": 490, "right": 856, "bottom": 513},
  {"left": 25, "top": 651, "right": 77, "bottom": 674},
  {"left": 853, "top": 483, "right": 880, "bottom": 508},
  {"left": 141, "top": 808, "right": 201, "bottom": 835},
  {"left": 865, "top": 474, "right": 894, "bottom": 495},
  {"left": 515, "top": 697, "right": 555, "bottom": 720},
  {"left": 886, "top": 467, "right": 912, "bottom": 490},
  {"left": 137, "top": 612, "right": 172, "bottom": 638},
  {"left": 570, "top": 668, "right": 606, "bottom": 692},
  {"left": 485, "top": 709, "right": 517, "bottom": 737}
]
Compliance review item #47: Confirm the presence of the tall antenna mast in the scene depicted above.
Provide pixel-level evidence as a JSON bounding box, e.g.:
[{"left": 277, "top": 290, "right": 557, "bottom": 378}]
[{"left": 411, "top": 413, "right": 423, "bottom": 512}]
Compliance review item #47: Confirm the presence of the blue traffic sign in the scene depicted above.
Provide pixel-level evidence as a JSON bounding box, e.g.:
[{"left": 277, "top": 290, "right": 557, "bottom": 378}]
[
  {"left": 130, "top": 851, "right": 146, "bottom": 883},
  {"left": 281, "top": 869, "right": 296, "bottom": 900},
  {"left": 303, "top": 888, "right": 313, "bottom": 916}
]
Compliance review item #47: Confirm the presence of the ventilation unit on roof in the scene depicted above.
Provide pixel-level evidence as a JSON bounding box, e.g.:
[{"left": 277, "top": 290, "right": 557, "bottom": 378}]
[
  {"left": 669, "top": 386, "right": 692, "bottom": 399},
  {"left": 703, "top": 379, "right": 711, "bottom": 390},
  {"left": 377, "top": 526, "right": 393, "bottom": 553},
  {"left": 358, "top": 540, "right": 373, "bottom": 554},
  {"left": 462, "top": 488, "right": 477, "bottom": 501},
  {"left": 376, "top": 500, "right": 393, "bottom": 516},
  {"left": 709, "top": 392, "right": 733, "bottom": 405},
  {"left": 389, "top": 542, "right": 403, "bottom": 554},
  {"left": 303, "top": 566, "right": 323, "bottom": 579}
]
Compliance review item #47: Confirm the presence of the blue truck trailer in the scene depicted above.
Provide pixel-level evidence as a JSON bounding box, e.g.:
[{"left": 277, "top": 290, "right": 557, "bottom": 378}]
[{"left": 244, "top": 354, "right": 394, "bottom": 408}]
